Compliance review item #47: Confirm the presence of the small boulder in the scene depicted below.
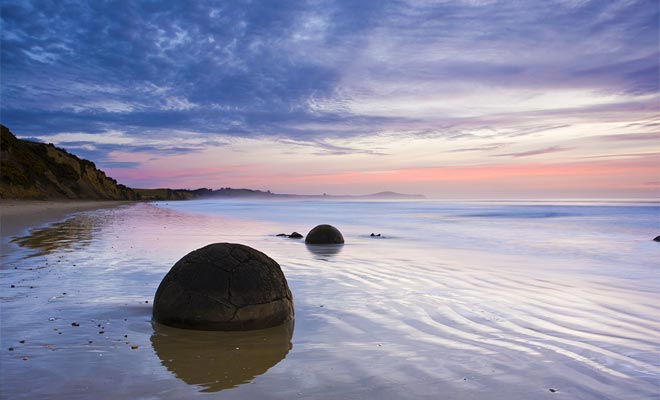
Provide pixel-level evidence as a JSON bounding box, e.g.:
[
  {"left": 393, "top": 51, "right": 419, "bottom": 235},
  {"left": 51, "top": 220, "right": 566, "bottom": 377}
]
[
  {"left": 276, "top": 233, "right": 287, "bottom": 237},
  {"left": 289, "top": 232, "right": 303, "bottom": 239},
  {"left": 305, "top": 224, "right": 344, "bottom": 245},
  {"left": 654, "top": 236, "right": 660, "bottom": 242},
  {"left": 153, "top": 243, "right": 294, "bottom": 331}
]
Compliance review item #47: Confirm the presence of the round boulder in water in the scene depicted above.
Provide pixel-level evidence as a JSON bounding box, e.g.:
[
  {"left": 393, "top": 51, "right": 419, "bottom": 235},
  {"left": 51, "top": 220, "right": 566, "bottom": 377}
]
[
  {"left": 153, "top": 243, "right": 294, "bottom": 331},
  {"left": 305, "top": 224, "right": 344, "bottom": 245}
]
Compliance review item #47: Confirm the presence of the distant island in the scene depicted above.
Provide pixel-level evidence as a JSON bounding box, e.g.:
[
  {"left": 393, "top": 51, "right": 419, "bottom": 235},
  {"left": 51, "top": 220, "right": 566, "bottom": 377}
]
[{"left": 0, "top": 125, "right": 424, "bottom": 201}]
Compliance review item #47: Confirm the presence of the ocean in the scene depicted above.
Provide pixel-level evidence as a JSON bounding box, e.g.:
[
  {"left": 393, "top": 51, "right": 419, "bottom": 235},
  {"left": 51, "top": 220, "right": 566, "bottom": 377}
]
[{"left": 1, "top": 199, "right": 658, "bottom": 399}]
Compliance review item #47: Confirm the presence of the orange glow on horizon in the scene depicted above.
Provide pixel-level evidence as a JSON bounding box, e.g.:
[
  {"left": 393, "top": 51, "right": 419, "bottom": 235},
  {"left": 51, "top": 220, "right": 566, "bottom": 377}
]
[{"left": 106, "top": 156, "right": 659, "bottom": 198}]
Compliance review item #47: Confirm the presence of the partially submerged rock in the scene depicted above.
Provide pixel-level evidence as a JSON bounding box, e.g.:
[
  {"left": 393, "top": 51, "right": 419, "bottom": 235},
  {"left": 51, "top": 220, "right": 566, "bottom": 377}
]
[
  {"left": 653, "top": 235, "right": 660, "bottom": 242},
  {"left": 305, "top": 224, "right": 344, "bottom": 245},
  {"left": 153, "top": 243, "right": 294, "bottom": 331},
  {"left": 276, "top": 232, "right": 303, "bottom": 239}
]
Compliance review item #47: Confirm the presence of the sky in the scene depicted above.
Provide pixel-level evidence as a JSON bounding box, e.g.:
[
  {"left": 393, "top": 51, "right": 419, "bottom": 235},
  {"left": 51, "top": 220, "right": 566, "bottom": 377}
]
[{"left": 1, "top": 0, "right": 658, "bottom": 198}]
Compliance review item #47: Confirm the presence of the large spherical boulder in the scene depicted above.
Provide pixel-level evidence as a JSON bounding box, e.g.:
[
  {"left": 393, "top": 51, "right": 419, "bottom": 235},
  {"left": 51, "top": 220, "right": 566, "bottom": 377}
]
[
  {"left": 153, "top": 243, "right": 294, "bottom": 331},
  {"left": 305, "top": 224, "right": 344, "bottom": 245}
]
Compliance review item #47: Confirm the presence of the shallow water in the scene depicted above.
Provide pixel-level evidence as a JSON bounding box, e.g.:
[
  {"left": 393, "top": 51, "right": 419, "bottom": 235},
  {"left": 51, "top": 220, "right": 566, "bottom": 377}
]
[{"left": 1, "top": 200, "right": 658, "bottom": 399}]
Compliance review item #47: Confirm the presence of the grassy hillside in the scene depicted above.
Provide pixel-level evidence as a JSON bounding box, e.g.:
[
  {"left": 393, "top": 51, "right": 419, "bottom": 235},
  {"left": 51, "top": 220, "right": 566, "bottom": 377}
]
[{"left": 0, "top": 125, "right": 137, "bottom": 200}]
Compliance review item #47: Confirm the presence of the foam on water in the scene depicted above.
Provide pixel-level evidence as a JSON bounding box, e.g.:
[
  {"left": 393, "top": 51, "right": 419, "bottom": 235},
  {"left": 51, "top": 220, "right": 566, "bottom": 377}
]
[{"left": 1, "top": 200, "right": 658, "bottom": 399}]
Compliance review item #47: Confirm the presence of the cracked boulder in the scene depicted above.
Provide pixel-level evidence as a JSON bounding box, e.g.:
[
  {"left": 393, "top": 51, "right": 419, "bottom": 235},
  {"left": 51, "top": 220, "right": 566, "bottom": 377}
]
[{"left": 153, "top": 243, "right": 294, "bottom": 331}]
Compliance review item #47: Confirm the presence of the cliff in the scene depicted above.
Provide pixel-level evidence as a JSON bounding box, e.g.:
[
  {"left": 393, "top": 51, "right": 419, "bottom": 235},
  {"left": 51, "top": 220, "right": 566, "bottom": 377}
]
[{"left": 0, "top": 125, "right": 137, "bottom": 200}]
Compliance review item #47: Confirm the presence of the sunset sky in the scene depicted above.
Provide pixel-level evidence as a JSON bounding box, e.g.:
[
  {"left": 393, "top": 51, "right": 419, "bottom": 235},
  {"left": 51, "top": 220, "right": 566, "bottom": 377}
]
[{"left": 2, "top": 0, "right": 658, "bottom": 198}]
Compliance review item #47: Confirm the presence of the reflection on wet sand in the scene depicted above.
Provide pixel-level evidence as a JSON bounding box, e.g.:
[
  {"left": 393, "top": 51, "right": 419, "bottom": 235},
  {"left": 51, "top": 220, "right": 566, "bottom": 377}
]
[
  {"left": 151, "top": 321, "right": 294, "bottom": 393},
  {"left": 305, "top": 244, "right": 343, "bottom": 258},
  {"left": 10, "top": 214, "right": 103, "bottom": 257}
]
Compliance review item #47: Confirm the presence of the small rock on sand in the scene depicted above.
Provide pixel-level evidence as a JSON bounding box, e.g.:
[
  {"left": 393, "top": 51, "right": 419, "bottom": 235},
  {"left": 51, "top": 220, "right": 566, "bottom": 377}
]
[
  {"left": 653, "top": 235, "right": 660, "bottom": 242},
  {"left": 289, "top": 232, "right": 303, "bottom": 239}
]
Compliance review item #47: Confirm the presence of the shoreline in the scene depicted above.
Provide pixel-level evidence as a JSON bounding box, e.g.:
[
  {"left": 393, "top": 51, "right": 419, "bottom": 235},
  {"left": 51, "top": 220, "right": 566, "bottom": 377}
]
[{"left": 0, "top": 200, "right": 135, "bottom": 244}]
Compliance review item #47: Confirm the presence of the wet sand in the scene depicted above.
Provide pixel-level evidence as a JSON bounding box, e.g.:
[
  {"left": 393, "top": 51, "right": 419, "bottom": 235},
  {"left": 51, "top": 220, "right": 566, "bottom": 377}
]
[
  {"left": 1, "top": 200, "right": 133, "bottom": 238},
  {"left": 1, "top": 201, "right": 658, "bottom": 399}
]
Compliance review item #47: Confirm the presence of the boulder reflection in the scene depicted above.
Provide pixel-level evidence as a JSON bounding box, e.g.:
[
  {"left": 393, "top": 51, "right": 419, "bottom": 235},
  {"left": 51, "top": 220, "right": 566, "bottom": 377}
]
[
  {"left": 305, "top": 244, "right": 343, "bottom": 258},
  {"left": 151, "top": 321, "right": 293, "bottom": 393}
]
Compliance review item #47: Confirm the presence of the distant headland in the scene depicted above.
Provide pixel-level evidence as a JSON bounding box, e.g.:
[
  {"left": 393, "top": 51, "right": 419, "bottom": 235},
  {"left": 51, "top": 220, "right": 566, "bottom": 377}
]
[
  {"left": 135, "top": 187, "right": 425, "bottom": 201},
  {"left": 0, "top": 125, "right": 424, "bottom": 201}
]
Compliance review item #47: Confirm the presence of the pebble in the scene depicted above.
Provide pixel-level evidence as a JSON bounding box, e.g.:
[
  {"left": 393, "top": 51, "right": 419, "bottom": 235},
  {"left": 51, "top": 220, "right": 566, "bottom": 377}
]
[
  {"left": 10, "top": 285, "right": 15, "bottom": 288},
  {"left": 22, "top": 356, "right": 29, "bottom": 361},
  {"left": 71, "top": 322, "right": 80, "bottom": 327},
  {"left": 549, "top": 388, "right": 558, "bottom": 393},
  {"left": 131, "top": 345, "right": 138, "bottom": 350},
  {"left": 8, "top": 347, "right": 14, "bottom": 351},
  {"left": 19, "top": 340, "right": 25, "bottom": 344},
  {"left": 98, "top": 331, "right": 105, "bottom": 334}
]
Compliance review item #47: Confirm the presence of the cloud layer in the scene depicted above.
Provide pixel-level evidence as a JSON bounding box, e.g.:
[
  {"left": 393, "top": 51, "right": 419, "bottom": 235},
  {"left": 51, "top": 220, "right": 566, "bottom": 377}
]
[{"left": 2, "top": 0, "right": 658, "bottom": 197}]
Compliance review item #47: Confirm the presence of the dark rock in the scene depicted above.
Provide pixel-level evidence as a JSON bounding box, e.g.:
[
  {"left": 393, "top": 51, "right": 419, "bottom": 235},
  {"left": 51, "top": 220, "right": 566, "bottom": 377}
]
[
  {"left": 653, "top": 236, "right": 660, "bottom": 242},
  {"left": 289, "top": 232, "right": 303, "bottom": 239},
  {"left": 71, "top": 322, "right": 80, "bottom": 327},
  {"left": 305, "top": 224, "right": 344, "bottom": 245},
  {"left": 153, "top": 243, "right": 294, "bottom": 331},
  {"left": 549, "top": 388, "right": 557, "bottom": 393},
  {"left": 370, "top": 233, "right": 381, "bottom": 237},
  {"left": 276, "top": 233, "right": 287, "bottom": 237}
]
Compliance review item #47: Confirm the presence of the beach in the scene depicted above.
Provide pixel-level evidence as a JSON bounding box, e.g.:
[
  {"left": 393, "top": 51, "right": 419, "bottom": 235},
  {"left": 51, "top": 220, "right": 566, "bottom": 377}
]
[
  {"left": 1, "top": 199, "right": 658, "bottom": 399},
  {"left": 0, "top": 200, "right": 133, "bottom": 238}
]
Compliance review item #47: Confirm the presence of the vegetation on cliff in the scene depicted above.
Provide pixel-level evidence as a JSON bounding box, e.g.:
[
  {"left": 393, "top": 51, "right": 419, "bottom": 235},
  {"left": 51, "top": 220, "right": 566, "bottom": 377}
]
[{"left": 0, "top": 125, "right": 137, "bottom": 200}]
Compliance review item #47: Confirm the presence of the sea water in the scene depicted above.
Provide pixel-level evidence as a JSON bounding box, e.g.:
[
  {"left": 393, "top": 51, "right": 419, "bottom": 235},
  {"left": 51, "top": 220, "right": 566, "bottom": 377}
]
[{"left": 1, "top": 199, "right": 658, "bottom": 399}]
